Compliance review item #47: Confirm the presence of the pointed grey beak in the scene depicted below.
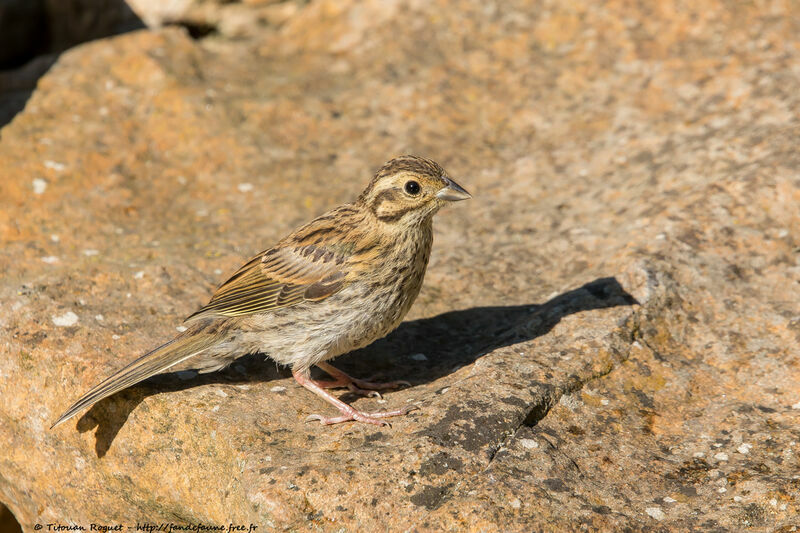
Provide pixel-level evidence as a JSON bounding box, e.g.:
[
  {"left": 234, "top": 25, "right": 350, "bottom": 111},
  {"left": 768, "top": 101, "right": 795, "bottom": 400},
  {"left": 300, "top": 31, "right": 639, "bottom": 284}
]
[{"left": 436, "top": 177, "right": 472, "bottom": 202}]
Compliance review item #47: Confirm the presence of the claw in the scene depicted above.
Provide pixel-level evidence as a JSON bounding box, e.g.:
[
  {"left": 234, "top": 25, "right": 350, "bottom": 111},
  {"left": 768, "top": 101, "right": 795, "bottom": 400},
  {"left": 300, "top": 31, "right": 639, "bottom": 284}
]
[
  {"left": 311, "top": 405, "right": 419, "bottom": 425},
  {"left": 345, "top": 383, "right": 383, "bottom": 398},
  {"left": 364, "top": 375, "right": 411, "bottom": 389},
  {"left": 313, "top": 362, "right": 411, "bottom": 396},
  {"left": 305, "top": 411, "right": 393, "bottom": 426},
  {"left": 294, "top": 366, "right": 418, "bottom": 428}
]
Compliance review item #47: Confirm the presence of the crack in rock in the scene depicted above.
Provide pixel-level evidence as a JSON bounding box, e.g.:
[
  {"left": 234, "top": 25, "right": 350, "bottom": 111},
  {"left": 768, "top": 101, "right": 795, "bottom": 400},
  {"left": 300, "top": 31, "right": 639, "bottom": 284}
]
[{"left": 486, "top": 262, "right": 681, "bottom": 469}]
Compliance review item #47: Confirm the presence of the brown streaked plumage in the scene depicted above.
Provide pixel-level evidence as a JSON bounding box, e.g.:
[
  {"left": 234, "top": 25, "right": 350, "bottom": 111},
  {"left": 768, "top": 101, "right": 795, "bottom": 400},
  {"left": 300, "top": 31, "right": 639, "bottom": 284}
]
[{"left": 51, "top": 155, "right": 471, "bottom": 428}]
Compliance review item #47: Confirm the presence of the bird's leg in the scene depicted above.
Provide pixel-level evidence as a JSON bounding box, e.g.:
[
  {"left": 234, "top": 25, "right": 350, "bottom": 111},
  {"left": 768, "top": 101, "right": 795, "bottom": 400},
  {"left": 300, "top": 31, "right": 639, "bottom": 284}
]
[
  {"left": 314, "top": 361, "right": 411, "bottom": 398},
  {"left": 301, "top": 365, "right": 360, "bottom": 392},
  {"left": 293, "top": 369, "right": 415, "bottom": 426}
]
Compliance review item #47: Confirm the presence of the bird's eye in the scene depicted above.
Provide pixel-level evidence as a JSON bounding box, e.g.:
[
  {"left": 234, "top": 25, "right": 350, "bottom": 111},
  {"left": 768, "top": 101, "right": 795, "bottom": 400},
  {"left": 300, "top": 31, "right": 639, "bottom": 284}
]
[{"left": 404, "top": 180, "right": 421, "bottom": 195}]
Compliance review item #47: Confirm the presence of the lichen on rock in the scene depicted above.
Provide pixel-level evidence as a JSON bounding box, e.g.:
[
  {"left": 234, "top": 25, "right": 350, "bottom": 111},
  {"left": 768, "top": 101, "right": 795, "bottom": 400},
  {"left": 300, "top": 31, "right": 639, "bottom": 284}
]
[{"left": 0, "top": 0, "right": 798, "bottom": 530}]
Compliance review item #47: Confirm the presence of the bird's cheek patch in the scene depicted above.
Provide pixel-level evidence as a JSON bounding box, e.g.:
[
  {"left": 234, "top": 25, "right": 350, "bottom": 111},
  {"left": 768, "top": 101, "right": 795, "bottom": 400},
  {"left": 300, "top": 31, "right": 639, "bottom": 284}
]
[{"left": 374, "top": 197, "right": 418, "bottom": 223}]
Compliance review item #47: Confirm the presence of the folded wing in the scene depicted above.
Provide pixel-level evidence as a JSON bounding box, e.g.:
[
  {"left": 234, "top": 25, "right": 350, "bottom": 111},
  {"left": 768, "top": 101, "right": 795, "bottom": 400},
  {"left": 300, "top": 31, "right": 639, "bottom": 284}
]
[{"left": 186, "top": 243, "right": 348, "bottom": 321}]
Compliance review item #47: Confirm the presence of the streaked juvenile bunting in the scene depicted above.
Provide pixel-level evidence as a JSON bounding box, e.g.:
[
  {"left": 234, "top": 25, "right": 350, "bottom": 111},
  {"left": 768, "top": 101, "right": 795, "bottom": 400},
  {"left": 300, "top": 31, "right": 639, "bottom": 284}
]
[{"left": 52, "top": 155, "right": 471, "bottom": 428}]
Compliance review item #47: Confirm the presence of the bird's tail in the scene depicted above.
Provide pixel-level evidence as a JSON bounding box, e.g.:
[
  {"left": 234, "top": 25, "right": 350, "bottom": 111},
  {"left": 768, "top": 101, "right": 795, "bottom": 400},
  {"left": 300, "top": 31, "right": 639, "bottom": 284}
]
[{"left": 50, "top": 329, "right": 221, "bottom": 429}]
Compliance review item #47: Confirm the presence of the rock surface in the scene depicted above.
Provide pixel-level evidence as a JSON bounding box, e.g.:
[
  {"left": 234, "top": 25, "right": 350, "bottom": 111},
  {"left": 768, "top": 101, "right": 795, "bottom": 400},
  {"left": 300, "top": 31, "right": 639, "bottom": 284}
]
[
  {"left": 1, "top": 0, "right": 799, "bottom": 530},
  {"left": 126, "top": 0, "right": 304, "bottom": 37},
  {"left": 0, "top": 0, "right": 145, "bottom": 128}
]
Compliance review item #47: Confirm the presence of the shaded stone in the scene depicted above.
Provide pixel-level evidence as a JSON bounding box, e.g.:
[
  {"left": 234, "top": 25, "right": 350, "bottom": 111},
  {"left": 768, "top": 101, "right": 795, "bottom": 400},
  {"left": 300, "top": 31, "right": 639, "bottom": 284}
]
[
  {"left": 0, "top": 0, "right": 47, "bottom": 69},
  {"left": 0, "top": 0, "right": 145, "bottom": 128}
]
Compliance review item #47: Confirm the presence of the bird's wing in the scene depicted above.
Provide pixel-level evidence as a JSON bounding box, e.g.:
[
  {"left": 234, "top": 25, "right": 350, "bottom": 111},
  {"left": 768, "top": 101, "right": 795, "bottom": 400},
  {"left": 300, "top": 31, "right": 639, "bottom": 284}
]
[{"left": 185, "top": 241, "right": 349, "bottom": 322}]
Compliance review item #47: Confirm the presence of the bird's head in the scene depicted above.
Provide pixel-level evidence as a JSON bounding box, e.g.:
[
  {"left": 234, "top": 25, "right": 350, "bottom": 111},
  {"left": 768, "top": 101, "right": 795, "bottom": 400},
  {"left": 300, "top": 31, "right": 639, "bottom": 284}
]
[{"left": 358, "top": 155, "right": 471, "bottom": 226}]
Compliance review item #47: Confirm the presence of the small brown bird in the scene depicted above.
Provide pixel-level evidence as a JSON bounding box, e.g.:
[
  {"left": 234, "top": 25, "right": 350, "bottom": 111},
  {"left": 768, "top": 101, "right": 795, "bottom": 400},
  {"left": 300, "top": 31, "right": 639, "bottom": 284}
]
[{"left": 52, "top": 156, "right": 470, "bottom": 428}]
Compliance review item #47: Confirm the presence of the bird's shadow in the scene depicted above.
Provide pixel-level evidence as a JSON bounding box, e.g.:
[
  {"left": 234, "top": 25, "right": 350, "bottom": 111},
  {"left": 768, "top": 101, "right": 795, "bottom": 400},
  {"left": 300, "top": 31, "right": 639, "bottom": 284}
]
[{"left": 77, "top": 276, "right": 637, "bottom": 457}]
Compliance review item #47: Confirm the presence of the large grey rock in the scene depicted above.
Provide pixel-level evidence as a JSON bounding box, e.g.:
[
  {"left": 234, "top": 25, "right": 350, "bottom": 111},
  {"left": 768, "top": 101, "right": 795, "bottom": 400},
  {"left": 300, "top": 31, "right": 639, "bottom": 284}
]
[{"left": 0, "top": 0, "right": 798, "bottom": 530}]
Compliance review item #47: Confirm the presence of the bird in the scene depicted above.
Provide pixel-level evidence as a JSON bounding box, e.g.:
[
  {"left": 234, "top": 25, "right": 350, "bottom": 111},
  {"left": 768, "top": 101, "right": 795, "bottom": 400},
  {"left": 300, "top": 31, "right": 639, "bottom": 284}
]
[{"left": 51, "top": 155, "right": 471, "bottom": 428}]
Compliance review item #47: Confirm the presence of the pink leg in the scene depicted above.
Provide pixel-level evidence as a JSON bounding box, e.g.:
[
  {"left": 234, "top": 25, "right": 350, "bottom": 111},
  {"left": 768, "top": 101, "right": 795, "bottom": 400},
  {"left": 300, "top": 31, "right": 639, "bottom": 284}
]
[
  {"left": 314, "top": 361, "right": 410, "bottom": 398},
  {"left": 293, "top": 369, "right": 416, "bottom": 426}
]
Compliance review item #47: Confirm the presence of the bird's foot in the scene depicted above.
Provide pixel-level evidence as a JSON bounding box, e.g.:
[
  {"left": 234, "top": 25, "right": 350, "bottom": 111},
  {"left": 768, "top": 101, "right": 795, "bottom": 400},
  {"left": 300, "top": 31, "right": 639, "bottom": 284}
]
[
  {"left": 308, "top": 377, "right": 383, "bottom": 398},
  {"left": 305, "top": 404, "right": 418, "bottom": 426},
  {"left": 293, "top": 368, "right": 417, "bottom": 427},
  {"left": 314, "top": 362, "right": 410, "bottom": 398}
]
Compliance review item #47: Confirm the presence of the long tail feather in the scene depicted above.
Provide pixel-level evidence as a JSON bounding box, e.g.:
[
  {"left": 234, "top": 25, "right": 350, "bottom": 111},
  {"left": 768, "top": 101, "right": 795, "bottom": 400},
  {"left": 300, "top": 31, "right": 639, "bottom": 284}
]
[{"left": 50, "top": 332, "right": 220, "bottom": 429}]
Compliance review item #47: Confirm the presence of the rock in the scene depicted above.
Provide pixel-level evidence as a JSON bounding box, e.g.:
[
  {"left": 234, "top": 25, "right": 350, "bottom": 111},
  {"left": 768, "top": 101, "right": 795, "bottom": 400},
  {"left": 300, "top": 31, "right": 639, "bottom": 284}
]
[
  {"left": 127, "top": 0, "right": 304, "bottom": 37},
  {"left": 0, "top": 0, "right": 145, "bottom": 129},
  {"left": 43, "top": 0, "right": 145, "bottom": 52},
  {"left": 0, "top": 503, "right": 22, "bottom": 533},
  {"left": 0, "top": 0, "right": 144, "bottom": 69},
  {"left": 0, "top": 0, "right": 799, "bottom": 530},
  {"left": 0, "top": 0, "right": 47, "bottom": 69}
]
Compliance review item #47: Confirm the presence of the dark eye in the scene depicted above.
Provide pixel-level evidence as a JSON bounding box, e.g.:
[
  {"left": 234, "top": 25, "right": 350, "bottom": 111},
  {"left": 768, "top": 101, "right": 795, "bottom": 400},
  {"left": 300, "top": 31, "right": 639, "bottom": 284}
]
[{"left": 404, "top": 180, "right": 421, "bottom": 195}]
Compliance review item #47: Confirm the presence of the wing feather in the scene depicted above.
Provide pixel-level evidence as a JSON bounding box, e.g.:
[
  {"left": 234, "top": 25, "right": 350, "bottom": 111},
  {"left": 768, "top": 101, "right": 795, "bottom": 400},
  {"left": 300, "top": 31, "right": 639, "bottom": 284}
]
[{"left": 185, "top": 241, "right": 349, "bottom": 322}]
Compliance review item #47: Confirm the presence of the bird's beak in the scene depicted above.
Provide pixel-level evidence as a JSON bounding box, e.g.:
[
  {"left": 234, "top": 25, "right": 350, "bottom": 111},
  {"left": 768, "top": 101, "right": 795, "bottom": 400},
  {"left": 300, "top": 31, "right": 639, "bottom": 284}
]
[{"left": 436, "top": 177, "right": 472, "bottom": 202}]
